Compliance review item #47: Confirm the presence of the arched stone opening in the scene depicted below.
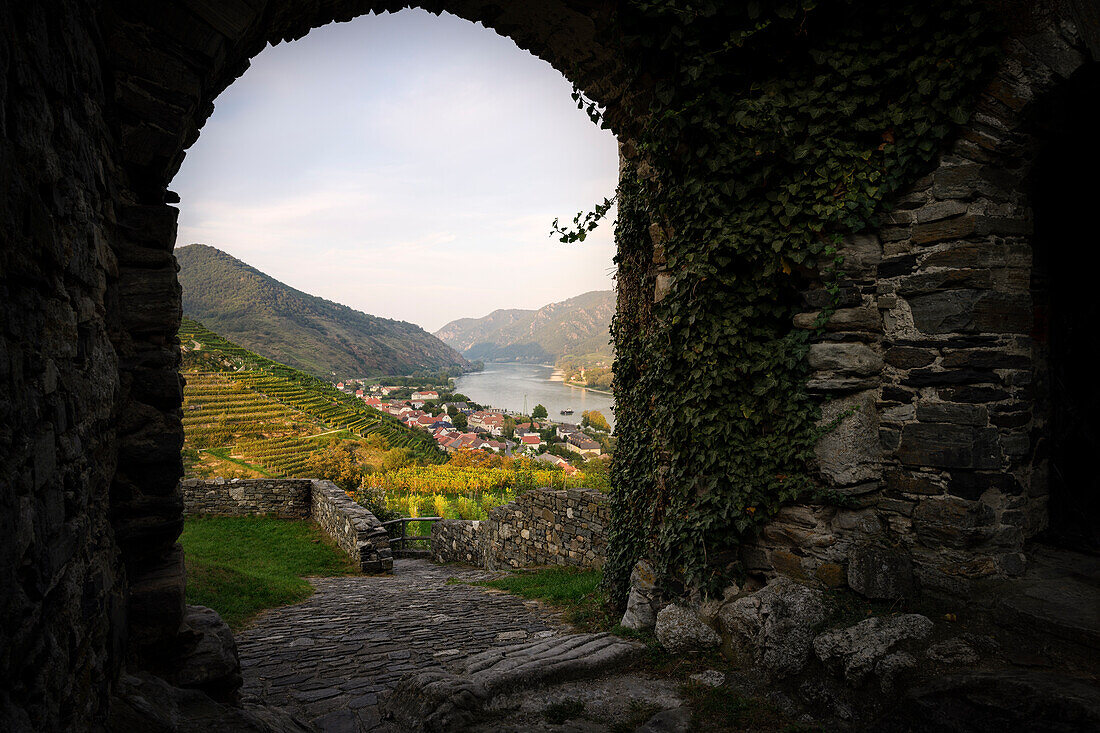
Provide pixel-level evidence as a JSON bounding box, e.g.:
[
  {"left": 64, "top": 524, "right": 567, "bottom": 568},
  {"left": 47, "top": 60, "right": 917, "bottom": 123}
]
[
  {"left": 105, "top": 2, "right": 633, "bottom": 673},
  {"left": 1029, "top": 60, "right": 1100, "bottom": 553},
  {"left": 0, "top": 2, "right": 634, "bottom": 728},
  {"left": 7, "top": 2, "right": 1100, "bottom": 729}
]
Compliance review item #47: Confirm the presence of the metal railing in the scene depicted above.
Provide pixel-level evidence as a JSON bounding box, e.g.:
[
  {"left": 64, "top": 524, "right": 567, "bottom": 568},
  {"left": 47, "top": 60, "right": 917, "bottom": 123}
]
[{"left": 381, "top": 516, "right": 443, "bottom": 552}]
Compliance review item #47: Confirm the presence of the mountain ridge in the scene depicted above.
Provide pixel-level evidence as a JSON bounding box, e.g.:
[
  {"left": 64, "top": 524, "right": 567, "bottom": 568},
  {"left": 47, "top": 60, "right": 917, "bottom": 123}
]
[
  {"left": 176, "top": 243, "right": 471, "bottom": 378},
  {"left": 434, "top": 289, "right": 615, "bottom": 364}
]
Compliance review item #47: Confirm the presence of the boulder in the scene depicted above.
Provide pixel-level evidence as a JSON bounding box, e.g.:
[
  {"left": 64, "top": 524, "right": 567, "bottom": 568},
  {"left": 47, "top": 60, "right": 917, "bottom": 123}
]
[
  {"left": 636, "top": 706, "right": 692, "bottom": 733},
  {"left": 847, "top": 545, "right": 916, "bottom": 600},
  {"left": 162, "top": 605, "right": 242, "bottom": 703},
  {"left": 620, "top": 559, "right": 662, "bottom": 631},
  {"left": 813, "top": 614, "right": 933, "bottom": 687},
  {"left": 925, "top": 638, "right": 979, "bottom": 666},
  {"left": 717, "top": 577, "right": 827, "bottom": 680},
  {"left": 655, "top": 604, "right": 719, "bottom": 654},
  {"left": 109, "top": 672, "right": 310, "bottom": 732},
  {"left": 875, "top": 651, "right": 918, "bottom": 695}
]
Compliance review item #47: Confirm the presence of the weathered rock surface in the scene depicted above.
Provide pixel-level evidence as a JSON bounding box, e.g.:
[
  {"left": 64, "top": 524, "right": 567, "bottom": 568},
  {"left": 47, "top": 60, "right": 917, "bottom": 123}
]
[
  {"left": 925, "top": 637, "right": 979, "bottom": 666},
  {"left": 109, "top": 672, "right": 310, "bottom": 732},
  {"left": 813, "top": 614, "right": 933, "bottom": 687},
  {"left": 814, "top": 391, "right": 881, "bottom": 487},
  {"left": 688, "top": 670, "right": 726, "bottom": 688},
  {"left": 384, "top": 633, "right": 643, "bottom": 731},
  {"left": 635, "top": 706, "right": 692, "bottom": 733},
  {"left": 161, "top": 605, "right": 242, "bottom": 703},
  {"left": 718, "top": 577, "right": 828, "bottom": 679},
  {"left": 655, "top": 604, "right": 720, "bottom": 653},
  {"left": 473, "top": 673, "right": 683, "bottom": 732},
  {"left": 847, "top": 545, "right": 916, "bottom": 600},
  {"left": 873, "top": 670, "right": 1100, "bottom": 733},
  {"left": 620, "top": 559, "right": 662, "bottom": 631}
]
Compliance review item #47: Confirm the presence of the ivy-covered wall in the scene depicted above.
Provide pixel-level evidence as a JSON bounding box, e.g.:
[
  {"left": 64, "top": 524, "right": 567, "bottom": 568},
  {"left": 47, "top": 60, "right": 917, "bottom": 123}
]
[{"left": 605, "top": 0, "right": 1092, "bottom": 603}]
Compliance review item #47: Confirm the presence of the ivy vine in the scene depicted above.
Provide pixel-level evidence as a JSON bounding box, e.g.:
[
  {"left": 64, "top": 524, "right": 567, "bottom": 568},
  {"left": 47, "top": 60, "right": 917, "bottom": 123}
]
[{"left": 603, "top": 0, "right": 1001, "bottom": 604}]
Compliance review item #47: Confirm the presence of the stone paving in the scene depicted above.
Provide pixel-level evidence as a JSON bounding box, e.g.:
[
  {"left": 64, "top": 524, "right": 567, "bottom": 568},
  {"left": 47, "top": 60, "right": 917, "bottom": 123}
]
[{"left": 236, "top": 559, "right": 572, "bottom": 732}]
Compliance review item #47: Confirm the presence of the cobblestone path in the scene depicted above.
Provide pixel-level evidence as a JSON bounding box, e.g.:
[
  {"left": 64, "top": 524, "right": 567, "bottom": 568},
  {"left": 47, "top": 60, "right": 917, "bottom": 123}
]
[{"left": 236, "top": 559, "right": 571, "bottom": 732}]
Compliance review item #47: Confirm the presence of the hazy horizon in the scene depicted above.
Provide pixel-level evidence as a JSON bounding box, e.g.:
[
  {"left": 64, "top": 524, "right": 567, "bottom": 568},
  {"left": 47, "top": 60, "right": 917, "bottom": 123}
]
[{"left": 171, "top": 9, "right": 618, "bottom": 333}]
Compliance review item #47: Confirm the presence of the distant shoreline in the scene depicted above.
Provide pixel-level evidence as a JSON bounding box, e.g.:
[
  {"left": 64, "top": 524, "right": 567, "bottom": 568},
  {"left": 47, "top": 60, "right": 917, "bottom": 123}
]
[{"left": 562, "top": 380, "right": 613, "bottom": 396}]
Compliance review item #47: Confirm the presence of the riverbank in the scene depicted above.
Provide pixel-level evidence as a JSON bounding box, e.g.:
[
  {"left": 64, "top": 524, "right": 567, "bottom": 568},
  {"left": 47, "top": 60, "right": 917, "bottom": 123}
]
[
  {"left": 563, "top": 381, "right": 613, "bottom": 396},
  {"left": 453, "top": 363, "right": 615, "bottom": 429}
]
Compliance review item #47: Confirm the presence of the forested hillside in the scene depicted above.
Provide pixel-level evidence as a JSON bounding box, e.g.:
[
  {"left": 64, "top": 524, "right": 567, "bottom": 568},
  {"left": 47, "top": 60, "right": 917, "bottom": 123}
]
[
  {"left": 177, "top": 243, "right": 471, "bottom": 378},
  {"left": 434, "top": 290, "right": 614, "bottom": 364}
]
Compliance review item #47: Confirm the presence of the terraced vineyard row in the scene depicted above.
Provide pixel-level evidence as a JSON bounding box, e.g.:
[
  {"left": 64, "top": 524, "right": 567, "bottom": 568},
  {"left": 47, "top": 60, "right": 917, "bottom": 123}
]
[{"left": 179, "top": 318, "right": 445, "bottom": 466}]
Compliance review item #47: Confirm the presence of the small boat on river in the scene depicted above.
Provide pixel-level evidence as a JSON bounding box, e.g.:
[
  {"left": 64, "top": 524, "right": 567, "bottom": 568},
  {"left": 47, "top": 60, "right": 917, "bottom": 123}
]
[{"left": 560, "top": 408, "right": 574, "bottom": 415}]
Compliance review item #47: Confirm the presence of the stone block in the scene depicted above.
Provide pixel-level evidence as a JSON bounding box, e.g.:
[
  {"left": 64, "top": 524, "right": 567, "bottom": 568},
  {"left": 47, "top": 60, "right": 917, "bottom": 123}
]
[
  {"left": 815, "top": 390, "right": 881, "bottom": 487},
  {"left": 808, "top": 342, "right": 883, "bottom": 376},
  {"left": 916, "top": 403, "right": 988, "bottom": 426},
  {"left": 896, "top": 423, "right": 982, "bottom": 468},
  {"left": 655, "top": 604, "right": 719, "bottom": 653},
  {"left": 847, "top": 545, "right": 916, "bottom": 600}
]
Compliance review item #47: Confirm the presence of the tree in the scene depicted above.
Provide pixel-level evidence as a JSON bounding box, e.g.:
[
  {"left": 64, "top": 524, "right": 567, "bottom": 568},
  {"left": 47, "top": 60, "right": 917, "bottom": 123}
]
[
  {"left": 452, "top": 412, "right": 468, "bottom": 430},
  {"left": 381, "top": 447, "right": 414, "bottom": 472},
  {"left": 451, "top": 393, "right": 469, "bottom": 402},
  {"left": 306, "top": 440, "right": 363, "bottom": 491},
  {"left": 531, "top": 404, "right": 548, "bottom": 420},
  {"left": 582, "top": 410, "right": 611, "bottom": 432}
]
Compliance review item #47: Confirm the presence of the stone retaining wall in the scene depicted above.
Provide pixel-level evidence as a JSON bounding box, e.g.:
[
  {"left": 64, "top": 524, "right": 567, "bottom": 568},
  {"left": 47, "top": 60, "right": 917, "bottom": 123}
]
[
  {"left": 183, "top": 479, "right": 391, "bottom": 574},
  {"left": 311, "top": 481, "right": 393, "bottom": 574},
  {"left": 432, "top": 520, "right": 484, "bottom": 566},
  {"left": 181, "top": 478, "right": 312, "bottom": 518},
  {"left": 431, "top": 488, "right": 608, "bottom": 570}
]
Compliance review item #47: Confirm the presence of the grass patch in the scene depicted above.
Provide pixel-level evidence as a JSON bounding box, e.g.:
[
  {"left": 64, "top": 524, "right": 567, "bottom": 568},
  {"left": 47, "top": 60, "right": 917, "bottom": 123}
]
[
  {"left": 202, "top": 447, "right": 273, "bottom": 477},
  {"left": 458, "top": 566, "right": 616, "bottom": 631},
  {"left": 181, "top": 515, "right": 357, "bottom": 629}
]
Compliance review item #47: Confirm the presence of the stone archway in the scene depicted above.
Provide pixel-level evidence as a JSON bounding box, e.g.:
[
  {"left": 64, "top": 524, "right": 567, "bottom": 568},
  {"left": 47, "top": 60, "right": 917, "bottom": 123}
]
[
  {"left": 5, "top": 1, "right": 1100, "bottom": 729},
  {"left": 0, "top": 2, "right": 633, "bottom": 728},
  {"left": 104, "top": 0, "right": 632, "bottom": 672}
]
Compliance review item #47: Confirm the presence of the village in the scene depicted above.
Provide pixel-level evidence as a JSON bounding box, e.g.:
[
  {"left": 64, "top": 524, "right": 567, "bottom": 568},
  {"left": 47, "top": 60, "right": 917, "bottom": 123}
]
[{"left": 334, "top": 379, "right": 610, "bottom": 474}]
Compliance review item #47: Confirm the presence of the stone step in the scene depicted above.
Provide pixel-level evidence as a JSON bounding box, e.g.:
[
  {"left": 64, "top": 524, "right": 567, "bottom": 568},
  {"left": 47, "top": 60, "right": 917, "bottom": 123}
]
[{"left": 381, "top": 633, "right": 644, "bottom": 731}]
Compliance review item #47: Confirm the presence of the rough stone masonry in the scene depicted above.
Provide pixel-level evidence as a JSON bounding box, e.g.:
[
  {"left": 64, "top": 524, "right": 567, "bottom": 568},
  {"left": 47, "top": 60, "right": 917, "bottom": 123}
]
[
  {"left": 2, "top": 1, "right": 1098, "bottom": 730},
  {"left": 432, "top": 488, "right": 609, "bottom": 571}
]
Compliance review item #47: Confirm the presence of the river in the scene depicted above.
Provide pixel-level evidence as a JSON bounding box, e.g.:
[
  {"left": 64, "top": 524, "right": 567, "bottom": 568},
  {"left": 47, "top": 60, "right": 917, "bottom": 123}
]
[{"left": 453, "top": 363, "right": 615, "bottom": 429}]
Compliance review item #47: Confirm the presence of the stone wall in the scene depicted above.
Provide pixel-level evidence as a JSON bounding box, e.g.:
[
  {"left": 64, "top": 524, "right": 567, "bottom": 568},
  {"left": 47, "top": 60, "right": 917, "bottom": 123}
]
[
  {"left": 432, "top": 520, "right": 484, "bottom": 566},
  {"left": 2, "top": 1, "right": 1096, "bottom": 728},
  {"left": 311, "top": 481, "right": 393, "bottom": 574},
  {"left": 762, "top": 13, "right": 1096, "bottom": 597},
  {"left": 181, "top": 479, "right": 311, "bottom": 518},
  {"left": 430, "top": 489, "right": 609, "bottom": 571},
  {"left": 0, "top": 3, "right": 129, "bottom": 728},
  {"left": 183, "top": 479, "right": 392, "bottom": 575}
]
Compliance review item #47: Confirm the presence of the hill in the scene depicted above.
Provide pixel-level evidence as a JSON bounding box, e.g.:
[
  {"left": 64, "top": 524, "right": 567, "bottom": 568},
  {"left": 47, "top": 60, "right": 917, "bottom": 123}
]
[
  {"left": 179, "top": 318, "right": 447, "bottom": 476},
  {"left": 434, "top": 290, "right": 615, "bottom": 364},
  {"left": 176, "top": 243, "right": 471, "bottom": 378}
]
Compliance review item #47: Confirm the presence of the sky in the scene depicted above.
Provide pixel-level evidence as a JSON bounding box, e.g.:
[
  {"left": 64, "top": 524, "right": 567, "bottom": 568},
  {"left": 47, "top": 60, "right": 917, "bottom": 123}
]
[{"left": 172, "top": 9, "right": 619, "bottom": 333}]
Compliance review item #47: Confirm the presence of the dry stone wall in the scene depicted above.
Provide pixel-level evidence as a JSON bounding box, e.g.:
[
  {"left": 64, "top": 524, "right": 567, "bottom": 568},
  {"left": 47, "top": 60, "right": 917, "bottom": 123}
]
[
  {"left": 181, "top": 478, "right": 311, "bottom": 517},
  {"left": 2, "top": 1, "right": 1096, "bottom": 729},
  {"left": 183, "top": 479, "right": 392, "bottom": 574},
  {"left": 432, "top": 520, "right": 484, "bottom": 566},
  {"left": 431, "top": 489, "right": 608, "bottom": 571},
  {"left": 754, "top": 15, "right": 1094, "bottom": 598},
  {"left": 310, "top": 481, "right": 393, "bottom": 574}
]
